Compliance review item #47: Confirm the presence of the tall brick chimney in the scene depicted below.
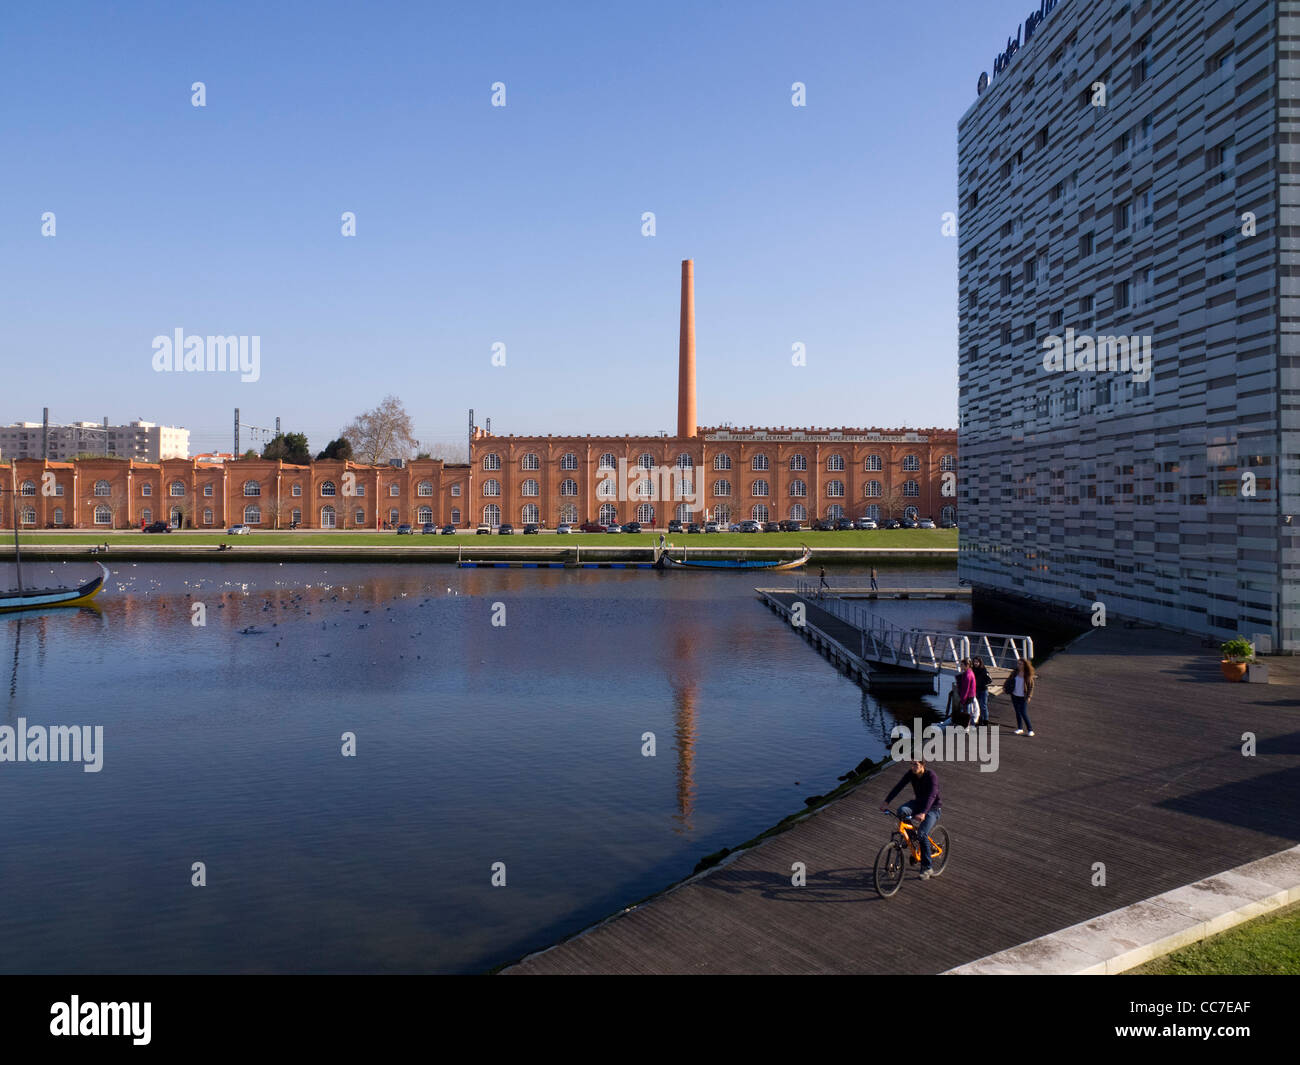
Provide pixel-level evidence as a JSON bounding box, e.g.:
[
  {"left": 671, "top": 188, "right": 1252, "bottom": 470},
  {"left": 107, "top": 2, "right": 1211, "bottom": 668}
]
[{"left": 678, "top": 259, "right": 697, "bottom": 439}]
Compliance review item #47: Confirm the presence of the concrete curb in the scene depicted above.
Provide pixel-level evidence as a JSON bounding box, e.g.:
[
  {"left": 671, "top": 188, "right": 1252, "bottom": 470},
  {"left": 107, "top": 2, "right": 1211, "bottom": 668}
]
[{"left": 943, "top": 844, "right": 1300, "bottom": 974}]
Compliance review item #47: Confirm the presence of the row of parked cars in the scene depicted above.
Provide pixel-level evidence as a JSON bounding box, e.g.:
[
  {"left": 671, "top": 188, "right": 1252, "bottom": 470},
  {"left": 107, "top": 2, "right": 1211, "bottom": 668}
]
[{"left": 143, "top": 517, "right": 956, "bottom": 536}]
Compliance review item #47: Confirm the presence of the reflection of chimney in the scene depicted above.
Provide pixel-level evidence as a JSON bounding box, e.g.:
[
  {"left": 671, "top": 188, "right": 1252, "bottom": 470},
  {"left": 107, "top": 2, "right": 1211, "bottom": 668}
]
[{"left": 678, "top": 259, "right": 697, "bottom": 439}]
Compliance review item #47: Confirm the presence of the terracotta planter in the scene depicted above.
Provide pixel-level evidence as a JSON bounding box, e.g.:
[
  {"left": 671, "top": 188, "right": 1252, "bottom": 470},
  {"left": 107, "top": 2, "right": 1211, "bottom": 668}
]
[{"left": 1220, "top": 660, "right": 1249, "bottom": 682}]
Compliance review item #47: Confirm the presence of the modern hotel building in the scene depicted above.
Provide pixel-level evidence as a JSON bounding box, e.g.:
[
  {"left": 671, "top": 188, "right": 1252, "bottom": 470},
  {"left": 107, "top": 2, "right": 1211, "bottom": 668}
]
[{"left": 958, "top": 0, "right": 1300, "bottom": 650}]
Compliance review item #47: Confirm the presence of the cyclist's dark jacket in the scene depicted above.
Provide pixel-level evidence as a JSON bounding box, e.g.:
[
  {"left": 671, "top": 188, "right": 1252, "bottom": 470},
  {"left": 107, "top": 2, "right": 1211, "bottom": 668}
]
[{"left": 885, "top": 769, "right": 941, "bottom": 815}]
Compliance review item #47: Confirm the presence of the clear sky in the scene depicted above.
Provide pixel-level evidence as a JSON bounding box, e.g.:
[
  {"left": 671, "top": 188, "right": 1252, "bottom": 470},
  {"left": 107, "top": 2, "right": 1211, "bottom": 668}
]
[{"left": 0, "top": 0, "right": 1037, "bottom": 457}]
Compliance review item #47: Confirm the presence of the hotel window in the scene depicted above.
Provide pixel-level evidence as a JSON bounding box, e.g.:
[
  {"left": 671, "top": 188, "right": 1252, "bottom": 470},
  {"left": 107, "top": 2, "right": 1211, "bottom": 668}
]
[
  {"left": 482, "top": 479, "right": 501, "bottom": 497},
  {"left": 713, "top": 479, "right": 732, "bottom": 497},
  {"left": 521, "top": 479, "right": 539, "bottom": 497},
  {"left": 20, "top": 480, "right": 35, "bottom": 496},
  {"left": 1132, "top": 188, "right": 1152, "bottom": 232},
  {"left": 940, "top": 455, "right": 956, "bottom": 471},
  {"left": 417, "top": 481, "right": 433, "bottom": 497},
  {"left": 865, "top": 480, "right": 882, "bottom": 498},
  {"left": 1079, "top": 293, "right": 1094, "bottom": 315},
  {"left": 598, "top": 453, "right": 616, "bottom": 470},
  {"left": 714, "top": 454, "right": 732, "bottom": 470},
  {"left": 902, "top": 454, "right": 920, "bottom": 471},
  {"left": 676, "top": 454, "right": 693, "bottom": 468},
  {"left": 789, "top": 480, "right": 807, "bottom": 497},
  {"left": 244, "top": 480, "right": 261, "bottom": 497},
  {"left": 170, "top": 481, "right": 185, "bottom": 496},
  {"left": 1114, "top": 280, "right": 1131, "bottom": 310},
  {"left": 320, "top": 480, "right": 336, "bottom": 497},
  {"left": 291, "top": 483, "right": 302, "bottom": 497},
  {"left": 203, "top": 508, "right": 214, "bottom": 525},
  {"left": 826, "top": 481, "right": 845, "bottom": 498},
  {"left": 1064, "top": 171, "right": 1077, "bottom": 203},
  {"left": 1001, "top": 323, "right": 1013, "bottom": 345},
  {"left": 142, "top": 484, "right": 153, "bottom": 497},
  {"left": 1000, "top": 273, "right": 1012, "bottom": 296},
  {"left": 1113, "top": 201, "right": 1130, "bottom": 235},
  {"left": 1051, "top": 310, "right": 1064, "bottom": 329},
  {"left": 93, "top": 480, "right": 111, "bottom": 497},
  {"left": 1134, "top": 267, "right": 1154, "bottom": 307},
  {"left": 1133, "top": 35, "right": 1151, "bottom": 86},
  {"left": 1208, "top": 140, "right": 1234, "bottom": 185},
  {"left": 1211, "top": 46, "right": 1233, "bottom": 80},
  {"left": 903, "top": 480, "right": 920, "bottom": 498},
  {"left": 827, "top": 454, "right": 845, "bottom": 471},
  {"left": 1000, "top": 219, "right": 1013, "bottom": 237},
  {"left": 789, "top": 454, "right": 807, "bottom": 471},
  {"left": 389, "top": 484, "right": 400, "bottom": 497},
  {"left": 561, "top": 453, "right": 577, "bottom": 470},
  {"left": 1080, "top": 231, "right": 1094, "bottom": 257},
  {"left": 450, "top": 484, "right": 461, "bottom": 497},
  {"left": 751, "top": 454, "right": 769, "bottom": 471},
  {"left": 865, "top": 454, "right": 882, "bottom": 471},
  {"left": 94, "top": 505, "right": 112, "bottom": 525},
  {"left": 1135, "top": 115, "right": 1152, "bottom": 153},
  {"left": 482, "top": 453, "right": 501, "bottom": 471},
  {"left": 291, "top": 509, "right": 300, "bottom": 525},
  {"left": 451, "top": 508, "right": 461, "bottom": 524},
  {"left": 1097, "top": 378, "right": 1113, "bottom": 405},
  {"left": 1113, "top": 130, "right": 1130, "bottom": 161},
  {"left": 560, "top": 479, "right": 577, "bottom": 496},
  {"left": 1022, "top": 324, "right": 1034, "bottom": 342},
  {"left": 1036, "top": 125, "right": 1049, "bottom": 150},
  {"left": 1214, "top": 231, "right": 1237, "bottom": 282},
  {"left": 521, "top": 453, "right": 539, "bottom": 471},
  {"left": 751, "top": 480, "right": 769, "bottom": 497}
]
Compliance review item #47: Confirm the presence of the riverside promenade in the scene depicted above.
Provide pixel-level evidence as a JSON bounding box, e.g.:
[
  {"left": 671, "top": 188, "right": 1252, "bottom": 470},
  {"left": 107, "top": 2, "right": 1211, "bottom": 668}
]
[{"left": 505, "top": 626, "right": 1300, "bottom": 974}]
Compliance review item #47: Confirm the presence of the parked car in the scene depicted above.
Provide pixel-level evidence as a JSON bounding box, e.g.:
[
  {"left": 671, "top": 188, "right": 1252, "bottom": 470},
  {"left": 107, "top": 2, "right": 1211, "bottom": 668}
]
[
  {"left": 476, "top": 524, "right": 493, "bottom": 535},
  {"left": 737, "top": 520, "right": 762, "bottom": 533},
  {"left": 763, "top": 521, "right": 782, "bottom": 533},
  {"left": 498, "top": 523, "right": 515, "bottom": 535},
  {"left": 421, "top": 523, "right": 438, "bottom": 535},
  {"left": 704, "top": 522, "right": 721, "bottom": 533},
  {"left": 779, "top": 519, "right": 802, "bottom": 532},
  {"left": 522, "top": 523, "right": 540, "bottom": 535},
  {"left": 940, "top": 520, "right": 958, "bottom": 529},
  {"left": 900, "top": 518, "right": 918, "bottom": 529},
  {"left": 881, "top": 519, "right": 901, "bottom": 529},
  {"left": 555, "top": 523, "right": 572, "bottom": 534},
  {"left": 143, "top": 521, "right": 172, "bottom": 534},
  {"left": 667, "top": 520, "right": 684, "bottom": 534},
  {"left": 687, "top": 522, "right": 702, "bottom": 534},
  {"left": 834, "top": 518, "right": 855, "bottom": 531},
  {"left": 226, "top": 524, "right": 250, "bottom": 535},
  {"left": 440, "top": 525, "right": 457, "bottom": 535},
  {"left": 811, "top": 519, "right": 833, "bottom": 532},
  {"left": 579, "top": 521, "right": 606, "bottom": 533},
  {"left": 856, "top": 518, "right": 878, "bottom": 530},
  {"left": 604, "top": 523, "right": 623, "bottom": 534},
  {"left": 621, "top": 521, "right": 642, "bottom": 534},
  {"left": 396, "top": 523, "right": 413, "bottom": 535},
  {"left": 918, "top": 519, "right": 936, "bottom": 529}
]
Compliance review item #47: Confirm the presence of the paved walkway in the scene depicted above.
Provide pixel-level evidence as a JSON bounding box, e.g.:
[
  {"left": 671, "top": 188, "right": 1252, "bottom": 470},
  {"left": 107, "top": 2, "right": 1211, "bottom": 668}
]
[{"left": 506, "top": 626, "right": 1300, "bottom": 973}]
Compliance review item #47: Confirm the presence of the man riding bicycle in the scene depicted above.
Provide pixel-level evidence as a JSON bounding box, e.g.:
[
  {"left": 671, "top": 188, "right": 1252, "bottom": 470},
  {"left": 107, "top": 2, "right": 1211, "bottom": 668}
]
[{"left": 880, "top": 759, "right": 942, "bottom": 880}]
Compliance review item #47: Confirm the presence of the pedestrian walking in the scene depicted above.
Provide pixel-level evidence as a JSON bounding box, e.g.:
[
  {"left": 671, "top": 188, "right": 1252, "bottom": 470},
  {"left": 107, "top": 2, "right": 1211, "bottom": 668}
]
[
  {"left": 972, "top": 656, "right": 991, "bottom": 726},
  {"left": 818, "top": 566, "right": 829, "bottom": 596},
  {"left": 1008, "top": 659, "right": 1036, "bottom": 736},
  {"left": 870, "top": 566, "right": 878, "bottom": 592},
  {"left": 958, "top": 658, "right": 978, "bottom": 731}
]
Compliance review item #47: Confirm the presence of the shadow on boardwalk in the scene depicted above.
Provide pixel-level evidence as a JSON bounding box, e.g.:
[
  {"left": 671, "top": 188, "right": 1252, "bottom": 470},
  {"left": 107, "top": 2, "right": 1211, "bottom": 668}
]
[{"left": 505, "top": 626, "right": 1300, "bottom": 974}]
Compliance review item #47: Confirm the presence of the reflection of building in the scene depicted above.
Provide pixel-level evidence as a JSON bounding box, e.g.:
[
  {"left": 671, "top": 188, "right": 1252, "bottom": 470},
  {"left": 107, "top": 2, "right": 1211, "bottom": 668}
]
[
  {"left": 667, "top": 631, "right": 700, "bottom": 833},
  {"left": 0, "top": 457, "right": 470, "bottom": 530},
  {"left": 469, "top": 261, "right": 958, "bottom": 528},
  {"left": 957, "top": 0, "right": 1300, "bottom": 650}
]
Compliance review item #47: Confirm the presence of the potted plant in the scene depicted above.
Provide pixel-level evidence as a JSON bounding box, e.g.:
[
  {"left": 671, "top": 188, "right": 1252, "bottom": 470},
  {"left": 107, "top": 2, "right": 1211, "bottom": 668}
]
[{"left": 1220, "top": 636, "right": 1254, "bottom": 682}]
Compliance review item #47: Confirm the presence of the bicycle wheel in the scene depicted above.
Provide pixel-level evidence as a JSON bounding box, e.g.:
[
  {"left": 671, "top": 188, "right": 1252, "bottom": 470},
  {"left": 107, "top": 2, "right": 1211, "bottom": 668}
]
[
  {"left": 873, "top": 841, "right": 905, "bottom": 897},
  {"left": 927, "top": 827, "right": 951, "bottom": 877}
]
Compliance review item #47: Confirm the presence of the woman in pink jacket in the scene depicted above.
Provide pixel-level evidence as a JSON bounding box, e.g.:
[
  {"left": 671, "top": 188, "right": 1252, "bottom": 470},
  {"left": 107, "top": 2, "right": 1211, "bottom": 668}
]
[{"left": 958, "top": 658, "right": 979, "bottom": 730}]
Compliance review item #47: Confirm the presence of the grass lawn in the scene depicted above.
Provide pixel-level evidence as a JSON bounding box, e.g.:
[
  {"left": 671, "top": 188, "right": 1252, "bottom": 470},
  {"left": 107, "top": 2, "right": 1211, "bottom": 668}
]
[
  {"left": 1126, "top": 900, "right": 1300, "bottom": 975},
  {"left": 13, "top": 529, "right": 958, "bottom": 550}
]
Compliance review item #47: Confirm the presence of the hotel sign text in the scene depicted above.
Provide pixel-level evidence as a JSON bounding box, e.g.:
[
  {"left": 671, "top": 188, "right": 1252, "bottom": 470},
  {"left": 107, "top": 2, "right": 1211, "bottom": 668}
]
[{"left": 977, "top": 0, "right": 1060, "bottom": 95}]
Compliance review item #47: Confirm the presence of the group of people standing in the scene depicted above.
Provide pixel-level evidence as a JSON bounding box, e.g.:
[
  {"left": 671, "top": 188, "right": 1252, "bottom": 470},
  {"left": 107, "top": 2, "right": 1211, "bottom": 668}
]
[{"left": 948, "top": 656, "right": 1037, "bottom": 735}]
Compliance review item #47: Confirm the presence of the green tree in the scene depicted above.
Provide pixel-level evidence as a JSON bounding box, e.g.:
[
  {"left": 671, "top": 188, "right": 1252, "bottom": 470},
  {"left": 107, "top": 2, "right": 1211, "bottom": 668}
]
[
  {"left": 263, "top": 432, "right": 311, "bottom": 464},
  {"left": 316, "top": 437, "right": 353, "bottom": 461}
]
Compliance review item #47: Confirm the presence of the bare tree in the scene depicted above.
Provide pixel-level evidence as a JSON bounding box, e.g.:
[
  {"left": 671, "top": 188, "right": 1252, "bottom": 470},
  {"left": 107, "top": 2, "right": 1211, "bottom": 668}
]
[
  {"left": 342, "top": 396, "right": 418, "bottom": 466},
  {"left": 83, "top": 488, "right": 129, "bottom": 529}
]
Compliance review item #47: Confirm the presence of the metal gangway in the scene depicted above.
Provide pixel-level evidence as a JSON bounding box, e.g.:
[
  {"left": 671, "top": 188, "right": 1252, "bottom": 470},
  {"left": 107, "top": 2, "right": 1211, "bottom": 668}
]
[{"left": 792, "top": 580, "right": 1033, "bottom": 675}]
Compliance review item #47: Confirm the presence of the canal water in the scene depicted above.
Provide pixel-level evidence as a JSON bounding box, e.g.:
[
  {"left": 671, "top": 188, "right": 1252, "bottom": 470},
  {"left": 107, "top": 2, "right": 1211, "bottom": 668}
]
[{"left": 0, "top": 560, "right": 966, "bottom": 973}]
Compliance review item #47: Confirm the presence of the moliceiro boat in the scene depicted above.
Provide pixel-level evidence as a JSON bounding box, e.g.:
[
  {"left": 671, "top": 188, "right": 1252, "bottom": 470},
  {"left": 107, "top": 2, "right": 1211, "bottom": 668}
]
[
  {"left": 657, "top": 544, "right": 811, "bottom": 571},
  {"left": 1, "top": 482, "right": 110, "bottom": 612}
]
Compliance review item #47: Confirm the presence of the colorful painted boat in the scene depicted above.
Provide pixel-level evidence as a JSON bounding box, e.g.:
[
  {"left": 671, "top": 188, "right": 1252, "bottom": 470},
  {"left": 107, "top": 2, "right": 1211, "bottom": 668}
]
[
  {"left": 0, "top": 562, "right": 110, "bottom": 613},
  {"left": 658, "top": 544, "right": 811, "bottom": 571}
]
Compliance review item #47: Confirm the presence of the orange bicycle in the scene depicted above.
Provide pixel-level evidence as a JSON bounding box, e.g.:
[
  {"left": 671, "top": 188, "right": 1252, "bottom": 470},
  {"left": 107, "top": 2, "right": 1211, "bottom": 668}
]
[{"left": 873, "top": 808, "right": 949, "bottom": 897}]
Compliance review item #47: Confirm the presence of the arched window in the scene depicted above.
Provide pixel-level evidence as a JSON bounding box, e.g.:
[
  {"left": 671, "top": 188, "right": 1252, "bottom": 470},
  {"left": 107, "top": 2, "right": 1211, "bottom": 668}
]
[
  {"left": 941, "top": 505, "right": 956, "bottom": 523},
  {"left": 388, "top": 509, "right": 399, "bottom": 525},
  {"left": 752, "top": 504, "right": 769, "bottom": 522},
  {"left": 789, "top": 503, "right": 807, "bottom": 521},
  {"left": 865, "top": 480, "right": 882, "bottom": 497},
  {"left": 675, "top": 475, "right": 693, "bottom": 500},
  {"left": 203, "top": 508, "right": 214, "bottom": 525},
  {"left": 170, "top": 482, "right": 186, "bottom": 496},
  {"left": 141, "top": 484, "right": 153, "bottom": 497},
  {"left": 243, "top": 481, "right": 261, "bottom": 497},
  {"left": 902, "top": 454, "right": 920, "bottom": 471},
  {"left": 826, "top": 480, "right": 845, "bottom": 497},
  {"left": 521, "top": 479, "right": 539, "bottom": 497},
  {"left": 636, "top": 503, "right": 655, "bottom": 524},
  {"left": 417, "top": 481, "right": 433, "bottom": 497},
  {"left": 450, "top": 484, "right": 461, "bottom": 496},
  {"left": 482, "top": 479, "right": 501, "bottom": 497},
  {"left": 389, "top": 484, "right": 401, "bottom": 497},
  {"left": 597, "top": 479, "right": 616, "bottom": 499},
  {"left": 827, "top": 453, "right": 845, "bottom": 471},
  {"left": 521, "top": 453, "right": 539, "bottom": 470},
  {"left": 637, "top": 453, "right": 655, "bottom": 470},
  {"left": 560, "top": 479, "right": 578, "bottom": 496},
  {"left": 598, "top": 453, "right": 617, "bottom": 470},
  {"left": 713, "top": 504, "right": 731, "bottom": 523},
  {"left": 20, "top": 480, "right": 36, "bottom": 496},
  {"left": 864, "top": 504, "right": 880, "bottom": 521},
  {"left": 751, "top": 453, "right": 769, "bottom": 471},
  {"left": 903, "top": 480, "right": 920, "bottom": 497},
  {"left": 20, "top": 507, "right": 36, "bottom": 525},
  {"left": 418, "top": 506, "right": 433, "bottom": 524},
  {"left": 482, "top": 453, "right": 501, "bottom": 471},
  {"left": 94, "top": 480, "right": 111, "bottom": 497},
  {"left": 636, "top": 479, "right": 654, "bottom": 498},
  {"left": 559, "top": 503, "right": 578, "bottom": 523},
  {"left": 789, "top": 479, "right": 807, "bottom": 497},
  {"left": 789, "top": 454, "right": 807, "bottom": 471},
  {"left": 940, "top": 454, "right": 956, "bottom": 471},
  {"left": 713, "top": 454, "right": 732, "bottom": 470},
  {"left": 244, "top": 505, "right": 261, "bottom": 524},
  {"left": 676, "top": 454, "right": 694, "bottom": 468},
  {"left": 521, "top": 504, "right": 540, "bottom": 523},
  {"left": 751, "top": 480, "right": 769, "bottom": 497},
  {"left": 170, "top": 506, "right": 183, "bottom": 527},
  {"left": 290, "top": 508, "right": 301, "bottom": 525},
  {"left": 291, "top": 483, "right": 302, "bottom": 497},
  {"left": 141, "top": 509, "right": 152, "bottom": 523},
  {"left": 321, "top": 506, "right": 337, "bottom": 529},
  {"left": 865, "top": 454, "right": 883, "bottom": 471},
  {"left": 598, "top": 503, "right": 619, "bottom": 524},
  {"left": 826, "top": 504, "right": 843, "bottom": 520},
  {"left": 53, "top": 507, "right": 64, "bottom": 525},
  {"left": 713, "top": 479, "right": 732, "bottom": 497},
  {"left": 450, "top": 508, "right": 461, "bottom": 524},
  {"left": 561, "top": 453, "right": 578, "bottom": 470},
  {"left": 483, "top": 504, "right": 501, "bottom": 526},
  {"left": 320, "top": 481, "right": 336, "bottom": 497},
  {"left": 904, "top": 505, "right": 920, "bottom": 521},
  {"left": 674, "top": 503, "right": 693, "bottom": 522},
  {"left": 94, "top": 505, "right": 112, "bottom": 525}
]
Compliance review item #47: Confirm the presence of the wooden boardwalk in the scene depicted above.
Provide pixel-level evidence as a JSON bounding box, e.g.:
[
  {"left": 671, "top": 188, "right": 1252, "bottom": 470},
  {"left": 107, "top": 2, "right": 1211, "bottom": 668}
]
[{"left": 505, "top": 626, "right": 1300, "bottom": 974}]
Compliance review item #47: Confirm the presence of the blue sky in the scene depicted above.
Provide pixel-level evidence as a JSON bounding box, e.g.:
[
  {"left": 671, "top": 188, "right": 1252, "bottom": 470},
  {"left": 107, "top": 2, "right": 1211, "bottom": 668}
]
[{"left": 0, "top": 0, "right": 1037, "bottom": 456}]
